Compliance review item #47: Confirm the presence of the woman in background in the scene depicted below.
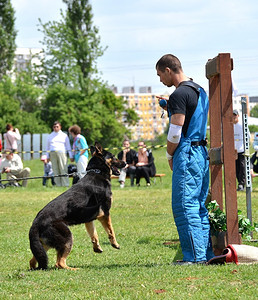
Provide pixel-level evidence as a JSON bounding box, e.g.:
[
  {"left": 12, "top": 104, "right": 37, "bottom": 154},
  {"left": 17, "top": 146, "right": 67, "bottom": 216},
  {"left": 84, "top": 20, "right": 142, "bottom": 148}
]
[
  {"left": 4, "top": 124, "right": 21, "bottom": 152},
  {"left": 69, "top": 125, "right": 89, "bottom": 180}
]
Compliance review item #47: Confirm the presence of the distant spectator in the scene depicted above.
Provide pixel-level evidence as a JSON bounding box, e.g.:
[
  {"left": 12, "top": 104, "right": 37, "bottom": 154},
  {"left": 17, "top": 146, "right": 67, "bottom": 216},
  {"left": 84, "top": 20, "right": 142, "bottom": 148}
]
[
  {"left": 117, "top": 139, "right": 136, "bottom": 188},
  {"left": 41, "top": 155, "right": 55, "bottom": 187},
  {"left": 69, "top": 125, "right": 89, "bottom": 180},
  {"left": 46, "top": 121, "right": 73, "bottom": 187},
  {"left": 4, "top": 124, "right": 21, "bottom": 152},
  {"left": 135, "top": 141, "right": 156, "bottom": 186},
  {"left": 233, "top": 110, "right": 245, "bottom": 191},
  {"left": 0, "top": 149, "right": 30, "bottom": 187},
  {"left": 0, "top": 137, "right": 2, "bottom": 160}
]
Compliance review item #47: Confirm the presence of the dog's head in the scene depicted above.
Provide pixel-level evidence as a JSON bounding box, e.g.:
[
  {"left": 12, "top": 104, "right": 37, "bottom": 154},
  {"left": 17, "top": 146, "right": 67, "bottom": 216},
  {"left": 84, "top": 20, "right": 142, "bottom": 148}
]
[{"left": 89, "top": 142, "right": 126, "bottom": 176}]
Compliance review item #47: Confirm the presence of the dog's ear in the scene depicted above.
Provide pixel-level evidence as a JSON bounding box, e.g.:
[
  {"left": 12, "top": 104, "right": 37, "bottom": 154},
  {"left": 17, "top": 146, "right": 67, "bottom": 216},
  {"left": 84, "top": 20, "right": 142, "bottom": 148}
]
[
  {"left": 90, "top": 146, "right": 96, "bottom": 156},
  {"left": 94, "top": 142, "right": 103, "bottom": 155}
]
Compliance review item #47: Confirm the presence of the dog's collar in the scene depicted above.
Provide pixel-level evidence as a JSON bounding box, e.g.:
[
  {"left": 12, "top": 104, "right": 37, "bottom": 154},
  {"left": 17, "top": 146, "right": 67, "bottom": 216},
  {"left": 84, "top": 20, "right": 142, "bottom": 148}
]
[{"left": 86, "top": 169, "right": 102, "bottom": 174}]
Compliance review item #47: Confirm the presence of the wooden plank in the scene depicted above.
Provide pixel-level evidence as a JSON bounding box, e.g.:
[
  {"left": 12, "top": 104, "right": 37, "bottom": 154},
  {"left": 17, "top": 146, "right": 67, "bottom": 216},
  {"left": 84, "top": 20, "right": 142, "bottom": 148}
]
[
  {"left": 209, "top": 74, "right": 223, "bottom": 209},
  {"left": 219, "top": 53, "right": 240, "bottom": 244}
]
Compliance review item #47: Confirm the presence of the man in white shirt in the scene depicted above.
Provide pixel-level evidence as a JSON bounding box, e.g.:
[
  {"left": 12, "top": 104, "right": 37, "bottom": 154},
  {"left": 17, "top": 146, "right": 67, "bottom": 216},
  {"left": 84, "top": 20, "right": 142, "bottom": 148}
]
[
  {"left": 47, "top": 121, "right": 73, "bottom": 187},
  {"left": 0, "top": 149, "right": 30, "bottom": 187},
  {"left": 233, "top": 110, "right": 245, "bottom": 191}
]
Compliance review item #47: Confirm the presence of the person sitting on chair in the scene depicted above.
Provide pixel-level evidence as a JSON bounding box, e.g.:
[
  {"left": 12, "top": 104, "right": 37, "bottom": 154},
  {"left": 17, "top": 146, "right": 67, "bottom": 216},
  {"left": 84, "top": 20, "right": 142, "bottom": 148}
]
[
  {"left": 135, "top": 141, "right": 156, "bottom": 186},
  {"left": 0, "top": 149, "right": 30, "bottom": 187},
  {"left": 117, "top": 139, "right": 136, "bottom": 188}
]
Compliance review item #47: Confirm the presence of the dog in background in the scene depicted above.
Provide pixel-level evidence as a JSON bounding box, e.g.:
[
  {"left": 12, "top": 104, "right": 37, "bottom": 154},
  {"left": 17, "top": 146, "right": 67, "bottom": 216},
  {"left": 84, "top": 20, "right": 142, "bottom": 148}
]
[{"left": 29, "top": 142, "right": 125, "bottom": 270}]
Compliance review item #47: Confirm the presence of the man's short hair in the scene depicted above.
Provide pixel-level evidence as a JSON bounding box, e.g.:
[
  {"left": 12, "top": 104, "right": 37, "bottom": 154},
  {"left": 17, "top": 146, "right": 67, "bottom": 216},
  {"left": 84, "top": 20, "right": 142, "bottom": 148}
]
[
  {"left": 156, "top": 54, "right": 182, "bottom": 73},
  {"left": 53, "top": 121, "right": 61, "bottom": 127}
]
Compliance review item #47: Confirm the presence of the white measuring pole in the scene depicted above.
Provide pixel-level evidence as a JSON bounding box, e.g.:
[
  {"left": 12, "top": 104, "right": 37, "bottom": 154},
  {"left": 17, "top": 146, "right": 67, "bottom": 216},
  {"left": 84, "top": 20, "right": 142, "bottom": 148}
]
[{"left": 241, "top": 97, "right": 253, "bottom": 229}]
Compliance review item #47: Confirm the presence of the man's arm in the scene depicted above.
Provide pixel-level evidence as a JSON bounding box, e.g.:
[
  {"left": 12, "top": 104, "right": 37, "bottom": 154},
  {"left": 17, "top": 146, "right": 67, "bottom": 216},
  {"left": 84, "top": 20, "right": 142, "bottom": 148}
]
[{"left": 167, "top": 113, "right": 185, "bottom": 170}]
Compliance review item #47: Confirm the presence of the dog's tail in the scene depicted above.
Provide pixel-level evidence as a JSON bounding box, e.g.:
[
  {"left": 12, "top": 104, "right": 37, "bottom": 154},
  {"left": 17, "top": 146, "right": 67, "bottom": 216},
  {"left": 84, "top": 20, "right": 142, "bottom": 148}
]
[{"left": 29, "top": 225, "right": 48, "bottom": 270}]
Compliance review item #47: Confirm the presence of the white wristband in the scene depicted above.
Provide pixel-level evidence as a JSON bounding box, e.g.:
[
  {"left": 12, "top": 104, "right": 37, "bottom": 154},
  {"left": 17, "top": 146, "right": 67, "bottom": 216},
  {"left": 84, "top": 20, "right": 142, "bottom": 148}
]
[{"left": 166, "top": 151, "right": 173, "bottom": 160}]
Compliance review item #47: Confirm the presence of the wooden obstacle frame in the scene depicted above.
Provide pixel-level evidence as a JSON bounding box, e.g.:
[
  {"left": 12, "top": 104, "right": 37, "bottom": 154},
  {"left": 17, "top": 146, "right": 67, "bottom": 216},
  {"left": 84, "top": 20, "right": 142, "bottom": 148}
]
[{"left": 206, "top": 53, "right": 241, "bottom": 245}]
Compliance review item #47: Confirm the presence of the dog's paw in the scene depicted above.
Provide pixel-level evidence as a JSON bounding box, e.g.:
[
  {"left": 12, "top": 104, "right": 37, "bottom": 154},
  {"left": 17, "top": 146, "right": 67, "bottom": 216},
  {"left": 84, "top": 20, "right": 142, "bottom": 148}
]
[
  {"left": 111, "top": 243, "right": 120, "bottom": 249},
  {"left": 93, "top": 246, "right": 103, "bottom": 253}
]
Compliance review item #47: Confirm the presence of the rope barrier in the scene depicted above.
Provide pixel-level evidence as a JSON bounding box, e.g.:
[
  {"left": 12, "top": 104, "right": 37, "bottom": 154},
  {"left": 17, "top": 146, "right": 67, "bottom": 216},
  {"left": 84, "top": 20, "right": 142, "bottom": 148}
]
[{"left": 0, "top": 173, "right": 76, "bottom": 183}]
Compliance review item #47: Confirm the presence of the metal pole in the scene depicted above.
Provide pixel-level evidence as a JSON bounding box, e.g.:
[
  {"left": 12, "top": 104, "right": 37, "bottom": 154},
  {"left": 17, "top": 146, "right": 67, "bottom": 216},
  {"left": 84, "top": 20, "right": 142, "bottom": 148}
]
[{"left": 241, "top": 97, "right": 253, "bottom": 232}]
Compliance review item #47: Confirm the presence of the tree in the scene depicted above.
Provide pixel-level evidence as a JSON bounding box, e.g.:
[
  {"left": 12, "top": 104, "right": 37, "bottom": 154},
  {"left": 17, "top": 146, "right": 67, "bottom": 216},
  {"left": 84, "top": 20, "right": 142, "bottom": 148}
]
[
  {"left": 36, "top": 0, "right": 139, "bottom": 147},
  {"left": 250, "top": 105, "right": 258, "bottom": 118},
  {"left": 41, "top": 83, "right": 138, "bottom": 146},
  {"left": 15, "top": 68, "right": 44, "bottom": 113},
  {"left": 37, "top": 0, "right": 105, "bottom": 93},
  {"left": 0, "top": 76, "right": 49, "bottom": 134},
  {"left": 64, "top": 0, "right": 106, "bottom": 93},
  {"left": 0, "top": 0, "right": 17, "bottom": 80}
]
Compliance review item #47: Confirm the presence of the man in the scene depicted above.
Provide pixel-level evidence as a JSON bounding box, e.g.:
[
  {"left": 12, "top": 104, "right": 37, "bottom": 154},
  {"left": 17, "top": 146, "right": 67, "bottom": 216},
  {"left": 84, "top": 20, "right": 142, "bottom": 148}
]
[
  {"left": 233, "top": 110, "right": 245, "bottom": 191},
  {"left": 47, "top": 121, "right": 73, "bottom": 187},
  {"left": 156, "top": 54, "right": 214, "bottom": 264},
  {"left": 0, "top": 149, "right": 30, "bottom": 187},
  {"left": 117, "top": 139, "right": 136, "bottom": 188}
]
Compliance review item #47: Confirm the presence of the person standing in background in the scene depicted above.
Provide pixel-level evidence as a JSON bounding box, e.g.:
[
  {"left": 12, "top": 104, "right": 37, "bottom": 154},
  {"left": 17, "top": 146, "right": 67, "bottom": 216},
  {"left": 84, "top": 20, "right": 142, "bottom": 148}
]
[
  {"left": 4, "top": 124, "right": 21, "bottom": 152},
  {"left": 233, "top": 110, "right": 245, "bottom": 191},
  {"left": 41, "top": 155, "right": 56, "bottom": 187},
  {"left": 69, "top": 125, "right": 89, "bottom": 180},
  {"left": 46, "top": 121, "right": 73, "bottom": 187}
]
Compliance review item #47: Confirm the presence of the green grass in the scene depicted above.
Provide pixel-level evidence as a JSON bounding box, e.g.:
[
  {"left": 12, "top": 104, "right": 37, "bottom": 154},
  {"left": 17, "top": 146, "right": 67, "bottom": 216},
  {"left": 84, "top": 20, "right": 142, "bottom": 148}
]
[{"left": 0, "top": 148, "right": 257, "bottom": 299}]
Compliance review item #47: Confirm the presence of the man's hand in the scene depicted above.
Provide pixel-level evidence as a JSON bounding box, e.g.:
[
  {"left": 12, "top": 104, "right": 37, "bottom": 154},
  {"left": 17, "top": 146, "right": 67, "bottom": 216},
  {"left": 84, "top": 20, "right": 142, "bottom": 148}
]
[
  {"left": 3, "top": 167, "right": 10, "bottom": 173},
  {"left": 168, "top": 159, "right": 173, "bottom": 171}
]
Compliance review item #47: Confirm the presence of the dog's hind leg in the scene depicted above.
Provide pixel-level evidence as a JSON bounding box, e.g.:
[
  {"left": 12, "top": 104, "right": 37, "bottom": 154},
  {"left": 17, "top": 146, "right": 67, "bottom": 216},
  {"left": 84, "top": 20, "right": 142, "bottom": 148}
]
[
  {"left": 55, "top": 242, "right": 77, "bottom": 270},
  {"left": 29, "top": 256, "right": 37, "bottom": 270},
  {"left": 97, "top": 215, "right": 120, "bottom": 249},
  {"left": 85, "top": 221, "right": 103, "bottom": 253},
  {"left": 52, "top": 222, "right": 77, "bottom": 270}
]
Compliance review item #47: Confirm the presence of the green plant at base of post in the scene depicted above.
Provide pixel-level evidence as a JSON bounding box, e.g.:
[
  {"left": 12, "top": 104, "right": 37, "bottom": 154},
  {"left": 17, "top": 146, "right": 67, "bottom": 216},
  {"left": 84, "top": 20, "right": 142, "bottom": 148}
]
[{"left": 206, "top": 200, "right": 258, "bottom": 241}]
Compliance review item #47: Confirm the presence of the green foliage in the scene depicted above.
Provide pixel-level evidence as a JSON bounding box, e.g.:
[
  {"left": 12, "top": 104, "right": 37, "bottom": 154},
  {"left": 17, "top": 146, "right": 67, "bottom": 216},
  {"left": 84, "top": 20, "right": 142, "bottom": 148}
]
[
  {"left": 206, "top": 200, "right": 227, "bottom": 235},
  {"left": 37, "top": 0, "right": 105, "bottom": 93},
  {"left": 14, "top": 69, "right": 44, "bottom": 113},
  {"left": 0, "top": 0, "right": 17, "bottom": 80},
  {"left": 206, "top": 200, "right": 258, "bottom": 240},
  {"left": 249, "top": 125, "right": 258, "bottom": 133},
  {"left": 250, "top": 104, "right": 258, "bottom": 118},
  {"left": 41, "top": 83, "right": 138, "bottom": 146},
  {"left": 0, "top": 75, "right": 49, "bottom": 133}
]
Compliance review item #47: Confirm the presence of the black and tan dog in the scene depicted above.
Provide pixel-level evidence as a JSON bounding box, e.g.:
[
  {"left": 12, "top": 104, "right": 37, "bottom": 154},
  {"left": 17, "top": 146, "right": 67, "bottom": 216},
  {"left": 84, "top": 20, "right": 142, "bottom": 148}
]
[{"left": 29, "top": 142, "right": 126, "bottom": 270}]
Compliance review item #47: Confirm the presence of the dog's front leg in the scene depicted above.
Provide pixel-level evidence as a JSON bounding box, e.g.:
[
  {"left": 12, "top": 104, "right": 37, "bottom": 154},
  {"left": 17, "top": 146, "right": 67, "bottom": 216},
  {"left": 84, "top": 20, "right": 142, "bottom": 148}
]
[
  {"left": 97, "top": 215, "right": 120, "bottom": 249},
  {"left": 85, "top": 221, "right": 103, "bottom": 253}
]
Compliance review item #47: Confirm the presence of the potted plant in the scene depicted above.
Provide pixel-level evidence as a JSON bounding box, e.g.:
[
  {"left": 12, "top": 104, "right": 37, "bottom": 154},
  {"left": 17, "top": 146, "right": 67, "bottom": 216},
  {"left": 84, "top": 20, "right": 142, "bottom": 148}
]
[{"left": 206, "top": 200, "right": 258, "bottom": 255}]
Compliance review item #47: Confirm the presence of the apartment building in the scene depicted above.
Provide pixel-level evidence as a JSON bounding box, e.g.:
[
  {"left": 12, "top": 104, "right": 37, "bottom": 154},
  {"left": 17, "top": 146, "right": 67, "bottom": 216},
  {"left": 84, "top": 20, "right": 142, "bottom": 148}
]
[
  {"left": 116, "top": 87, "right": 169, "bottom": 141},
  {"left": 13, "top": 47, "right": 43, "bottom": 72}
]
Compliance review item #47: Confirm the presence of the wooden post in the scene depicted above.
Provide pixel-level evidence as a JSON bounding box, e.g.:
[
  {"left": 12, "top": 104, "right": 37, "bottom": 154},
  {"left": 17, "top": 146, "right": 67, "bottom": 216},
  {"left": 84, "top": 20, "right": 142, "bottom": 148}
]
[{"left": 206, "top": 53, "right": 241, "bottom": 245}]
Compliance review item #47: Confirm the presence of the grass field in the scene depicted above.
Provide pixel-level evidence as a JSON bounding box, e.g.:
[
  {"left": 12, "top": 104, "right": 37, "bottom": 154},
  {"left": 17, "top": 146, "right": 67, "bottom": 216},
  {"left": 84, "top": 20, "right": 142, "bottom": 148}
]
[{"left": 0, "top": 148, "right": 257, "bottom": 299}]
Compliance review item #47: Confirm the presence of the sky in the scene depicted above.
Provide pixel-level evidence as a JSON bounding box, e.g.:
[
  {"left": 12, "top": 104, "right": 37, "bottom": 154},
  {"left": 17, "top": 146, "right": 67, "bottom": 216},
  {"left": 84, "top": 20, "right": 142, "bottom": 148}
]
[{"left": 12, "top": 0, "right": 258, "bottom": 96}]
